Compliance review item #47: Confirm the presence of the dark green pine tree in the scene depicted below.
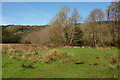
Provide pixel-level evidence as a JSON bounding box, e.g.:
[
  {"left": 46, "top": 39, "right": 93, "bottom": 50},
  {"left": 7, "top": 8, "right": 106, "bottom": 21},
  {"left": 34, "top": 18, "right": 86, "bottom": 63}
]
[{"left": 72, "top": 26, "right": 83, "bottom": 46}]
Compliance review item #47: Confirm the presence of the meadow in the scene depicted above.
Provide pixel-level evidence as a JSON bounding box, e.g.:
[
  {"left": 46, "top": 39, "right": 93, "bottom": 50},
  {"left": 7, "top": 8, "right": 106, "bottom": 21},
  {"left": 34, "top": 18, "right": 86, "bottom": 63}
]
[
  {"left": 2, "top": 44, "right": 118, "bottom": 78},
  {"left": 1, "top": 1, "right": 120, "bottom": 79}
]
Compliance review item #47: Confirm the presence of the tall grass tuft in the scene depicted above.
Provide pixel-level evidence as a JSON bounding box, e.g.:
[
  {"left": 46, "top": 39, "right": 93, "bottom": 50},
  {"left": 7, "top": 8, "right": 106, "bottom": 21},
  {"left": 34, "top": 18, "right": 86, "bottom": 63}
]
[
  {"left": 40, "top": 49, "right": 74, "bottom": 63},
  {"left": 21, "top": 50, "right": 39, "bottom": 68},
  {"left": 6, "top": 49, "right": 74, "bottom": 68},
  {"left": 110, "top": 54, "right": 118, "bottom": 69}
]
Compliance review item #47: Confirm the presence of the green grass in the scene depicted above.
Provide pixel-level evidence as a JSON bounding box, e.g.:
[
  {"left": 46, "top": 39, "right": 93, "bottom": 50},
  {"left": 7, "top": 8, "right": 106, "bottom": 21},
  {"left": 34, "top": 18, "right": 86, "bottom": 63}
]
[
  {"left": 2, "top": 48, "right": 118, "bottom": 78},
  {"left": 2, "top": 43, "right": 21, "bottom": 45}
]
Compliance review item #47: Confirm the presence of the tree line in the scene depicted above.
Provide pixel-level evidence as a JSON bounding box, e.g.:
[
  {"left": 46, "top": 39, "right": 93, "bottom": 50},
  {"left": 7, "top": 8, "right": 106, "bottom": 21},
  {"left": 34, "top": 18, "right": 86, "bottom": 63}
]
[{"left": 1, "top": 1, "right": 120, "bottom": 48}]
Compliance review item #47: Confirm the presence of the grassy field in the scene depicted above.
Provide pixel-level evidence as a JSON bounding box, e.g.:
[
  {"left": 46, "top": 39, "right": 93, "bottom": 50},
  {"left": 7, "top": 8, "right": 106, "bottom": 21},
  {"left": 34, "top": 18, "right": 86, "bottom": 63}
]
[{"left": 2, "top": 47, "right": 118, "bottom": 78}]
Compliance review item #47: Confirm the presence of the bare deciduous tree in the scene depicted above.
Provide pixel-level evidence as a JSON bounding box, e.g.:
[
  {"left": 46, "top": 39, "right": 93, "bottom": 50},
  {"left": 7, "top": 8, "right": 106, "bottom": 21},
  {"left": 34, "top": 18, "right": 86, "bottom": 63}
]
[
  {"left": 68, "top": 8, "right": 83, "bottom": 46},
  {"left": 87, "top": 9, "right": 104, "bottom": 22},
  {"left": 85, "top": 8, "right": 105, "bottom": 47},
  {"left": 106, "top": 1, "right": 120, "bottom": 46},
  {"left": 50, "top": 6, "right": 70, "bottom": 28},
  {"left": 49, "top": 6, "right": 70, "bottom": 45},
  {"left": 106, "top": 1, "right": 120, "bottom": 22}
]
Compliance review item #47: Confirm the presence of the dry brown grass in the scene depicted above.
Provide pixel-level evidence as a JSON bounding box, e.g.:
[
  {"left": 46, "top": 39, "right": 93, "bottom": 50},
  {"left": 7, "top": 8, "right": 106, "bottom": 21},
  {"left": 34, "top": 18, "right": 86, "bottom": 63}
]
[
  {"left": 21, "top": 50, "right": 39, "bottom": 68},
  {"left": 1, "top": 44, "right": 59, "bottom": 53},
  {"left": 6, "top": 49, "right": 74, "bottom": 68},
  {"left": 1, "top": 43, "right": 65, "bottom": 54},
  {"left": 38, "top": 49, "right": 74, "bottom": 63},
  {"left": 110, "top": 54, "right": 118, "bottom": 69}
]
